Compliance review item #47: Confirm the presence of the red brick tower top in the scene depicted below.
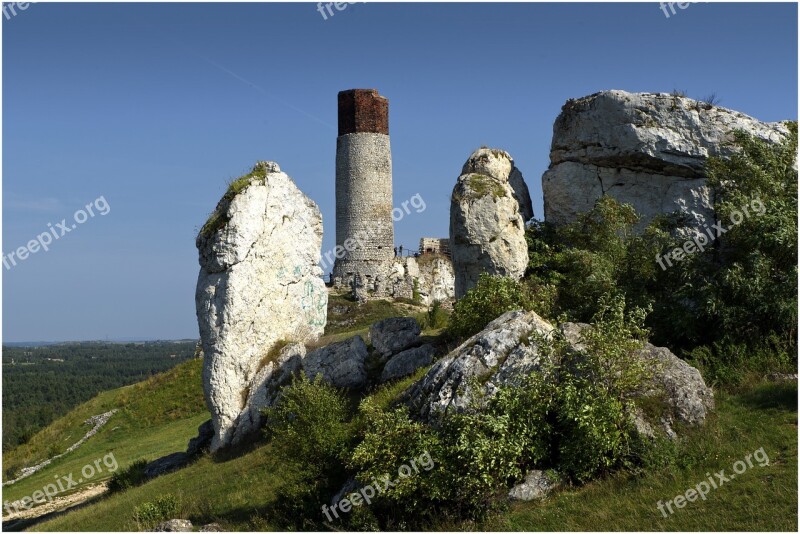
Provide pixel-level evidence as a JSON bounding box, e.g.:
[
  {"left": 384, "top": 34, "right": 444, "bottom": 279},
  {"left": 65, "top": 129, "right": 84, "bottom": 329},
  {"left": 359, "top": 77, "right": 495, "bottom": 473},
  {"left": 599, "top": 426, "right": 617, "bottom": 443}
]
[{"left": 338, "top": 89, "right": 389, "bottom": 136}]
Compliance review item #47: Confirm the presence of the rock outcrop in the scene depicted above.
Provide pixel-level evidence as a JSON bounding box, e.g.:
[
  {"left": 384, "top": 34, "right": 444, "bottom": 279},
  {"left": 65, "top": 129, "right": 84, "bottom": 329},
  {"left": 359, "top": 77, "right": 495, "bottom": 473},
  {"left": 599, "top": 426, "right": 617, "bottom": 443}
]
[
  {"left": 450, "top": 148, "right": 532, "bottom": 299},
  {"left": 561, "top": 322, "right": 714, "bottom": 433},
  {"left": 196, "top": 161, "right": 328, "bottom": 451},
  {"left": 381, "top": 344, "right": 436, "bottom": 383},
  {"left": 401, "top": 310, "right": 554, "bottom": 420},
  {"left": 402, "top": 310, "right": 714, "bottom": 437},
  {"left": 542, "top": 90, "right": 789, "bottom": 231},
  {"left": 304, "top": 335, "right": 369, "bottom": 389},
  {"left": 508, "top": 470, "right": 560, "bottom": 501},
  {"left": 369, "top": 317, "right": 422, "bottom": 359},
  {"left": 231, "top": 343, "right": 306, "bottom": 445},
  {"left": 385, "top": 255, "right": 456, "bottom": 305}
]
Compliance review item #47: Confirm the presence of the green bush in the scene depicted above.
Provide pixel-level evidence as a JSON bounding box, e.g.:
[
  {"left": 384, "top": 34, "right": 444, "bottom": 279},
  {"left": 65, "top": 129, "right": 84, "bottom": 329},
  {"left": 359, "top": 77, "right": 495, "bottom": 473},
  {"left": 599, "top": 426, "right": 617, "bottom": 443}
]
[
  {"left": 447, "top": 274, "right": 537, "bottom": 340},
  {"left": 263, "top": 374, "right": 354, "bottom": 529},
  {"left": 521, "top": 124, "right": 797, "bottom": 383},
  {"left": 347, "top": 295, "right": 655, "bottom": 524},
  {"left": 424, "top": 300, "right": 449, "bottom": 330},
  {"left": 108, "top": 459, "right": 148, "bottom": 493},
  {"left": 554, "top": 294, "right": 653, "bottom": 481},
  {"left": 132, "top": 494, "right": 179, "bottom": 530}
]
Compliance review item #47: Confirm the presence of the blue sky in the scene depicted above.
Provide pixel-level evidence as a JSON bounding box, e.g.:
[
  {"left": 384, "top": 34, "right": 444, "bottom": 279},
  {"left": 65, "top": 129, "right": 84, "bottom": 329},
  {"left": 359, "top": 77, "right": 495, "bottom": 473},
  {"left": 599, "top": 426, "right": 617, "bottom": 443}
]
[{"left": 2, "top": 2, "right": 797, "bottom": 342}]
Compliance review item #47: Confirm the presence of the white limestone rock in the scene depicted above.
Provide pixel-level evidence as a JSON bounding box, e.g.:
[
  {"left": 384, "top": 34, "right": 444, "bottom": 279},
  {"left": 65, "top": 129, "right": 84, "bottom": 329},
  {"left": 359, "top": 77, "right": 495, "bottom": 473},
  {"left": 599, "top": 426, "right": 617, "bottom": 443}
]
[
  {"left": 386, "top": 255, "right": 455, "bottom": 305},
  {"left": 231, "top": 342, "right": 306, "bottom": 445},
  {"left": 508, "top": 470, "right": 560, "bottom": 501},
  {"left": 543, "top": 90, "right": 789, "bottom": 231},
  {"left": 402, "top": 310, "right": 714, "bottom": 440},
  {"left": 450, "top": 148, "right": 532, "bottom": 299},
  {"left": 196, "top": 161, "right": 328, "bottom": 452}
]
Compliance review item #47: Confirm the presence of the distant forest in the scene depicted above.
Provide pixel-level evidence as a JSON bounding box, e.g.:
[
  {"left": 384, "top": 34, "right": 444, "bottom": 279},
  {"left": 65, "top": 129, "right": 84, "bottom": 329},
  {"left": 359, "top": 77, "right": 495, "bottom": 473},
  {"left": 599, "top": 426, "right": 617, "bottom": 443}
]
[{"left": 2, "top": 341, "right": 198, "bottom": 451}]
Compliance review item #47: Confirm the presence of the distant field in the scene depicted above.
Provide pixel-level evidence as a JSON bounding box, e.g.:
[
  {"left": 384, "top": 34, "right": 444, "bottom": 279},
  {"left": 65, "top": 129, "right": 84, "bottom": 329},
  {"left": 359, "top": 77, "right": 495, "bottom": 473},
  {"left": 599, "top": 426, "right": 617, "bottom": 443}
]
[{"left": 2, "top": 341, "right": 198, "bottom": 453}]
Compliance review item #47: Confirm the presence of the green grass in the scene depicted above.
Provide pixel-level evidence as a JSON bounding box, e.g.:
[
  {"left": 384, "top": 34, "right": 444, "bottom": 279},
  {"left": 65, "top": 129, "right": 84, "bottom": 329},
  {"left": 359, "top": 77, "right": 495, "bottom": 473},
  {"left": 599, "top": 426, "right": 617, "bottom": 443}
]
[
  {"left": 3, "top": 359, "right": 207, "bottom": 505},
  {"left": 199, "top": 164, "right": 270, "bottom": 238},
  {"left": 485, "top": 381, "right": 798, "bottom": 531},
  {"left": 464, "top": 174, "right": 506, "bottom": 200},
  {"left": 33, "top": 380, "right": 796, "bottom": 531}
]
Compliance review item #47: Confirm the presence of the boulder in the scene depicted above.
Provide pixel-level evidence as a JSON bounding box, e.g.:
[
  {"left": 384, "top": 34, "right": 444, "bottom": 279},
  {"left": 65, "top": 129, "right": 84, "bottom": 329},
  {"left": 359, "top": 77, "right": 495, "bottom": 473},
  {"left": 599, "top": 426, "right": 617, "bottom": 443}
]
[
  {"left": 369, "top": 317, "right": 421, "bottom": 358},
  {"left": 381, "top": 344, "right": 436, "bottom": 383},
  {"left": 450, "top": 148, "right": 532, "bottom": 299},
  {"left": 186, "top": 419, "right": 214, "bottom": 457},
  {"left": 196, "top": 161, "right": 328, "bottom": 452},
  {"left": 508, "top": 470, "right": 560, "bottom": 501},
  {"left": 560, "top": 322, "right": 715, "bottom": 429},
  {"left": 542, "top": 90, "right": 789, "bottom": 232},
  {"left": 401, "top": 310, "right": 555, "bottom": 421},
  {"left": 150, "top": 519, "right": 193, "bottom": 532},
  {"left": 199, "top": 524, "right": 225, "bottom": 532},
  {"left": 231, "top": 343, "right": 306, "bottom": 445},
  {"left": 304, "top": 335, "right": 369, "bottom": 389},
  {"left": 402, "top": 310, "right": 713, "bottom": 439}
]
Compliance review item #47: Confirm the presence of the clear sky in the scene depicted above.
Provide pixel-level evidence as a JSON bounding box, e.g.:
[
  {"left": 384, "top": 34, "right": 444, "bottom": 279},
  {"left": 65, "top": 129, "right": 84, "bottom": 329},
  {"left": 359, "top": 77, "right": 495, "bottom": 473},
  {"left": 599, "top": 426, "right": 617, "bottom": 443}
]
[{"left": 2, "top": 2, "right": 797, "bottom": 342}]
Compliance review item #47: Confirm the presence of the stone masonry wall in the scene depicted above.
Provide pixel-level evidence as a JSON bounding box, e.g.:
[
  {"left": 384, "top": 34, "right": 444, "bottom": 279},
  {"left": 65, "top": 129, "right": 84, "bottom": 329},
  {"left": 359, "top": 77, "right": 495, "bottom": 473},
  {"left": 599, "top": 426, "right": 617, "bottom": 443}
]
[{"left": 333, "top": 89, "right": 395, "bottom": 292}]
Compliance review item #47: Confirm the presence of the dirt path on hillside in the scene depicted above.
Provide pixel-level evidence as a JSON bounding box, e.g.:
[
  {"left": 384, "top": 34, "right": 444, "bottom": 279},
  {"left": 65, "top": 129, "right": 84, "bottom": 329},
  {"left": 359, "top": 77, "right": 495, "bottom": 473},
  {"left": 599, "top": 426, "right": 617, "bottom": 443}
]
[{"left": 2, "top": 482, "right": 108, "bottom": 526}]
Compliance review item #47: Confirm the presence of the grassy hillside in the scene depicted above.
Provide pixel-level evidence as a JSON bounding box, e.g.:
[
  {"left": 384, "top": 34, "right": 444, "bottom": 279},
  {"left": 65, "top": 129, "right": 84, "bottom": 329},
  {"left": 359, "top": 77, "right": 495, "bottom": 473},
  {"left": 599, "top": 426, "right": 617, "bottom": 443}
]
[
  {"left": 2, "top": 358, "right": 207, "bottom": 508},
  {"left": 4, "top": 296, "right": 796, "bottom": 532},
  {"left": 29, "top": 379, "right": 797, "bottom": 532},
  {"left": 2, "top": 341, "right": 198, "bottom": 450}
]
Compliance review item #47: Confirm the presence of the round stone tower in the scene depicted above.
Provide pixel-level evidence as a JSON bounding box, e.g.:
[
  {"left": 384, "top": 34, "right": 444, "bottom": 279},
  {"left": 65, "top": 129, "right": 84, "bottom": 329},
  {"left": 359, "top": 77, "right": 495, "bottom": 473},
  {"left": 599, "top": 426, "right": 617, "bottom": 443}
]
[{"left": 332, "top": 89, "right": 394, "bottom": 293}]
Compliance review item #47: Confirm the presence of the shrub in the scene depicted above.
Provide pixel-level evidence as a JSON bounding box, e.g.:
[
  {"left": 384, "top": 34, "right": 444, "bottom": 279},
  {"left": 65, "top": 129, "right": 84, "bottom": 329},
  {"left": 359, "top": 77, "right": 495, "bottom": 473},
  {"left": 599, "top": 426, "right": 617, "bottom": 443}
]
[
  {"left": 424, "top": 300, "right": 449, "bottom": 330},
  {"left": 554, "top": 294, "right": 653, "bottom": 481},
  {"left": 263, "top": 374, "right": 354, "bottom": 529},
  {"left": 347, "top": 295, "right": 655, "bottom": 524},
  {"left": 447, "top": 274, "right": 535, "bottom": 339},
  {"left": 521, "top": 124, "right": 798, "bottom": 382},
  {"left": 132, "top": 494, "right": 179, "bottom": 530},
  {"left": 108, "top": 459, "right": 148, "bottom": 493}
]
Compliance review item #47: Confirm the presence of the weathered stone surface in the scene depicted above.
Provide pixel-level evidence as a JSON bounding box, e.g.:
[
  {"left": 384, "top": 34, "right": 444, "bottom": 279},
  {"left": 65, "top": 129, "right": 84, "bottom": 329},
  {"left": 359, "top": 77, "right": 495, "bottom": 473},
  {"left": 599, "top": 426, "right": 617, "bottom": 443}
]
[
  {"left": 461, "top": 147, "right": 534, "bottom": 222},
  {"left": 450, "top": 148, "right": 532, "bottom": 299},
  {"left": 333, "top": 89, "right": 394, "bottom": 293},
  {"left": 231, "top": 343, "right": 306, "bottom": 445},
  {"left": 304, "top": 335, "right": 369, "bottom": 389},
  {"left": 186, "top": 419, "right": 214, "bottom": 457},
  {"left": 542, "top": 90, "right": 789, "bottom": 231},
  {"left": 150, "top": 519, "right": 193, "bottom": 532},
  {"left": 370, "top": 317, "right": 421, "bottom": 358},
  {"left": 199, "top": 523, "right": 225, "bottom": 532},
  {"left": 637, "top": 341, "right": 715, "bottom": 427},
  {"left": 372, "top": 254, "right": 456, "bottom": 305},
  {"left": 561, "top": 322, "right": 715, "bottom": 429},
  {"left": 403, "top": 311, "right": 713, "bottom": 439},
  {"left": 196, "top": 161, "right": 327, "bottom": 451},
  {"left": 381, "top": 344, "right": 436, "bottom": 383},
  {"left": 508, "top": 470, "right": 560, "bottom": 501},
  {"left": 401, "top": 310, "right": 555, "bottom": 420}
]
